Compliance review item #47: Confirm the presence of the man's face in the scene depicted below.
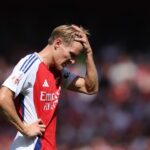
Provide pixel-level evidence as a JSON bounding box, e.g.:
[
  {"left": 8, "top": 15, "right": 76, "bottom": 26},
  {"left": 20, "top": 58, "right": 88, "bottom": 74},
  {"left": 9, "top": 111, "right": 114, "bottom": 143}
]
[{"left": 54, "top": 40, "right": 83, "bottom": 70}]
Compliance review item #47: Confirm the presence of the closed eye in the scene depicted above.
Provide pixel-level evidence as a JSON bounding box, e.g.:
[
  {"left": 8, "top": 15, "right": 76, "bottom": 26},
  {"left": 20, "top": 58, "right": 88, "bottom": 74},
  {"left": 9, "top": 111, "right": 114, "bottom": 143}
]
[{"left": 70, "top": 52, "right": 77, "bottom": 59}]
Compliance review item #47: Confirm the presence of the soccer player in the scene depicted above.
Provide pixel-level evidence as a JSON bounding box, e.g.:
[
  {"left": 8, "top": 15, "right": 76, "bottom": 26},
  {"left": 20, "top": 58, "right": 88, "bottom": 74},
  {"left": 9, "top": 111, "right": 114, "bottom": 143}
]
[{"left": 0, "top": 24, "right": 99, "bottom": 150}]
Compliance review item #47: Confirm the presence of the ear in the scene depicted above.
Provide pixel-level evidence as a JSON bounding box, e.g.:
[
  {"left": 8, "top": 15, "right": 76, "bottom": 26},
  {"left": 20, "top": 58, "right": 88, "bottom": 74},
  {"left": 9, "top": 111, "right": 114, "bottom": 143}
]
[{"left": 54, "top": 38, "right": 62, "bottom": 50}]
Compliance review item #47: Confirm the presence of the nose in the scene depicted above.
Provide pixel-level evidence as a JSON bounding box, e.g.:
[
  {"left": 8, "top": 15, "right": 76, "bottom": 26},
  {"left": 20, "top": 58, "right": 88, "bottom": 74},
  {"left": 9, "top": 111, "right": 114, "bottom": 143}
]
[{"left": 70, "top": 59, "right": 75, "bottom": 64}]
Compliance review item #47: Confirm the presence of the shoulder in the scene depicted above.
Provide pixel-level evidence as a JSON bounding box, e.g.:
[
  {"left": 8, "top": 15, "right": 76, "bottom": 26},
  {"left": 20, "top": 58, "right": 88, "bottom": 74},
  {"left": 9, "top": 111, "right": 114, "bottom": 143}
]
[{"left": 15, "top": 52, "right": 40, "bottom": 73}]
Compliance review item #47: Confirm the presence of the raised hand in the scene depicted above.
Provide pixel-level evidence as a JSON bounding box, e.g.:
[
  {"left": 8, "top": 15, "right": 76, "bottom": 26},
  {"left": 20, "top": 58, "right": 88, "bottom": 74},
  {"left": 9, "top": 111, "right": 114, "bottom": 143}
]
[{"left": 72, "top": 24, "right": 92, "bottom": 54}]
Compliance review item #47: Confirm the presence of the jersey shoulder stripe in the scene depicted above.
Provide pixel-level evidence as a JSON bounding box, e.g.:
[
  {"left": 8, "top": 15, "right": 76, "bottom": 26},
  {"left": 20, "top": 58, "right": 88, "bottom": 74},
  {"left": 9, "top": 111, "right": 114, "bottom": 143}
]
[
  {"left": 23, "top": 57, "right": 38, "bottom": 73},
  {"left": 19, "top": 53, "right": 38, "bottom": 73},
  {"left": 20, "top": 53, "right": 35, "bottom": 71}
]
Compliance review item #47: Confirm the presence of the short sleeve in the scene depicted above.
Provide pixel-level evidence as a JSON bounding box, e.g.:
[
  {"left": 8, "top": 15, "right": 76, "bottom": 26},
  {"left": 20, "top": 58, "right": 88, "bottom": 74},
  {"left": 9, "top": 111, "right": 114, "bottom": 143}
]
[
  {"left": 61, "top": 68, "right": 78, "bottom": 88},
  {"left": 2, "top": 54, "right": 33, "bottom": 98}
]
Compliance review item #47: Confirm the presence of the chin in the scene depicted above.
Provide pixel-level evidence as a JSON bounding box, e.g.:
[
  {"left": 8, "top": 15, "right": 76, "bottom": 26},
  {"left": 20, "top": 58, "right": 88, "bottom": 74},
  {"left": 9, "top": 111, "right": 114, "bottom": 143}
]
[{"left": 56, "top": 65, "right": 63, "bottom": 71}]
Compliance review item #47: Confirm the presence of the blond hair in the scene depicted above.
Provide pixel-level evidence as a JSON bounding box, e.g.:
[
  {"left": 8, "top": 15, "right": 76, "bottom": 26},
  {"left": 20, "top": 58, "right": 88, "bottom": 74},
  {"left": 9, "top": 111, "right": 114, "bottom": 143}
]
[{"left": 48, "top": 24, "right": 90, "bottom": 45}]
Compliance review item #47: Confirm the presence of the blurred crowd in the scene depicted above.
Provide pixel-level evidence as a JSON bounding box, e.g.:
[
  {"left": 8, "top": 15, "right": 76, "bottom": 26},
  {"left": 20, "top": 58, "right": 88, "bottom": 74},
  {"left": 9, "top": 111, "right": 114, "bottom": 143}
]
[{"left": 1, "top": 44, "right": 150, "bottom": 150}]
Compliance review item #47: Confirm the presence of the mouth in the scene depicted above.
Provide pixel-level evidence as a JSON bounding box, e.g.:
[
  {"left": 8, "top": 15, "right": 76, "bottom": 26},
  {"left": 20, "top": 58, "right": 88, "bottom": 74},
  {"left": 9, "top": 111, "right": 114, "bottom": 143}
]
[
  {"left": 62, "top": 61, "right": 70, "bottom": 67},
  {"left": 62, "top": 62, "right": 67, "bottom": 67}
]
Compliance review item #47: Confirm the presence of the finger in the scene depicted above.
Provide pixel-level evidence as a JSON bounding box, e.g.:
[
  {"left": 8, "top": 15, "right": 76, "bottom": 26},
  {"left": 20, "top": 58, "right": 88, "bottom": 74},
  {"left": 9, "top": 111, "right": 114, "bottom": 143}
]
[
  {"left": 37, "top": 118, "right": 44, "bottom": 124},
  {"left": 39, "top": 124, "right": 46, "bottom": 128},
  {"left": 39, "top": 127, "right": 46, "bottom": 133},
  {"left": 38, "top": 131, "right": 43, "bottom": 136},
  {"left": 71, "top": 25, "right": 82, "bottom": 32},
  {"left": 75, "top": 32, "right": 83, "bottom": 38},
  {"left": 74, "top": 37, "right": 86, "bottom": 45},
  {"left": 74, "top": 37, "right": 81, "bottom": 42}
]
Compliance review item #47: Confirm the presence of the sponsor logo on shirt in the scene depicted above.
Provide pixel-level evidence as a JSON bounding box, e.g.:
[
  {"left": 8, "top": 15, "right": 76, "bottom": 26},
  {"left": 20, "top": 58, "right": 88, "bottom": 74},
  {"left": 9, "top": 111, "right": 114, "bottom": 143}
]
[{"left": 40, "top": 87, "right": 61, "bottom": 110}]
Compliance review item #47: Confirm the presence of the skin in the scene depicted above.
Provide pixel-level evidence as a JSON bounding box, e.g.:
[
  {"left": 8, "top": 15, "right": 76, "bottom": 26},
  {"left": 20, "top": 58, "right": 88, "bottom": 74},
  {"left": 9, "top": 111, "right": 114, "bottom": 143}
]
[
  {"left": 53, "top": 39, "right": 83, "bottom": 70},
  {"left": 0, "top": 87, "right": 46, "bottom": 137},
  {"left": 0, "top": 25, "right": 99, "bottom": 138}
]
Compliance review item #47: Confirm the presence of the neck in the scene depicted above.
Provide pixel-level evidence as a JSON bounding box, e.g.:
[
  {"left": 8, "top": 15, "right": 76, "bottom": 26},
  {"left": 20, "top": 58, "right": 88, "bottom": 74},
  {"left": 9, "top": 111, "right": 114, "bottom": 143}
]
[{"left": 38, "top": 44, "right": 54, "bottom": 69}]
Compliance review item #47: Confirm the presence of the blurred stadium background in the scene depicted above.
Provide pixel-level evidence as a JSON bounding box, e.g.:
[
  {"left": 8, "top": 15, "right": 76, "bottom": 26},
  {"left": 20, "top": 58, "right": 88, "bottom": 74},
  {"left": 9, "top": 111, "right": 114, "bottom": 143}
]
[{"left": 1, "top": 1, "right": 150, "bottom": 149}]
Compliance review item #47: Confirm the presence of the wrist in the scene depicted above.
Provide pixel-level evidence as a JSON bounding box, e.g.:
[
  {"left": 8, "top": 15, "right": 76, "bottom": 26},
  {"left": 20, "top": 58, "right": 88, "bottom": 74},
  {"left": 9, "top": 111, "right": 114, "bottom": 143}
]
[
  {"left": 86, "top": 50, "right": 93, "bottom": 55},
  {"left": 21, "top": 123, "right": 29, "bottom": 136}
]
